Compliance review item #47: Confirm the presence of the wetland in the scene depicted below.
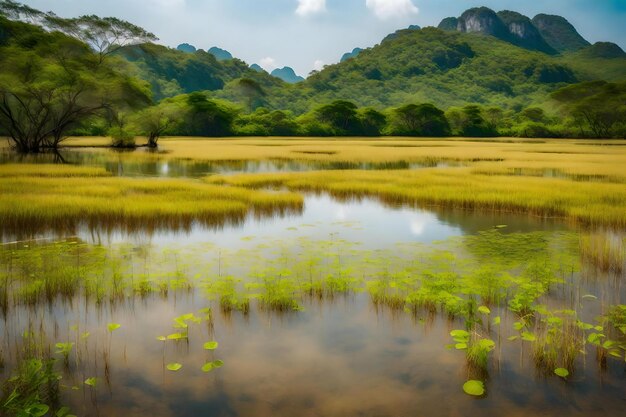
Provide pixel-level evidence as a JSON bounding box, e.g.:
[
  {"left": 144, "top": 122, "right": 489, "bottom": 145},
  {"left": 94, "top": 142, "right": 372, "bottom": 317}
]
[{"left": 0, "top": 138, "right": 625, "bottom": 417}]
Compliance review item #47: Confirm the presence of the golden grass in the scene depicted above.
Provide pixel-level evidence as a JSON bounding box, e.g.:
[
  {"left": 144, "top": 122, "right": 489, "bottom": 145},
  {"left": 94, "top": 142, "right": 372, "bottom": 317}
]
[
  {"left": 580, "top": 232, "right": 625, "bottom": 272},
  {"left": 0, "top": 164, "right": 111, "bottom": 177},
  {"left": 43, "top": 137, "right": 626, "bottom": 183},
  {"left": 0, "top": 168, "right": 303, "bottom": 234},
  {"left": 2, "top": 136, "right": 625, "bottom": 228},
  {"left": 207, "top": 168, "right": 626, "bottom": 227}
]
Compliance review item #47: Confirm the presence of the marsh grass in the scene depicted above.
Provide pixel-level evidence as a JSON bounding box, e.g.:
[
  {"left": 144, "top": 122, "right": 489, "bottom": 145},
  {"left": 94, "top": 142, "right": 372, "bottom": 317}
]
[
  {"left": 0, "top": 166, "right": 303, "bottom": 237},
  {"left": 208, "top": 168, "right": 626, "bottom": 227},
  {"left": 0, "top": 227, "right": 624, "bottom": 410},
  {"left": 580, "top": 232, "right": 625, "bottom": 272}
]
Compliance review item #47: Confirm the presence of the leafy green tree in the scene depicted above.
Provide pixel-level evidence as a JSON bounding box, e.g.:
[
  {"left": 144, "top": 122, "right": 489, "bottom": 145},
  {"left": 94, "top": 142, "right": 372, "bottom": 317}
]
[
  {"left": 388, "top": 103, "right": 450, "bottom": 136},
  {"left": 1, "top": 1, "right": 157, "bottom": 64},
  {"left": 552, "top": 81, "right": 626, "bottom": 138},
  {"left": 460, "top": 105, "right": 497, "bottom": 137},
  {"left": 234, "top": 78, "right": 265, "bottom": 112},
  {"left": 0, "top": 17, "right": 150, "bottom": 152},
  {"left": 484, "top": 107, "right": 505, "bottom": 131},
  {"left": 358, "top": 108, "right": 386, "bottom": 136},
  {"left": 183, "top": 92, "right": 237, "bottom": 136},
  {"left": 313, "top": 100, "right": 362, "bottom": 135},
  {"left": 131, "top": 101, "right": 183, "bottom": 147}
]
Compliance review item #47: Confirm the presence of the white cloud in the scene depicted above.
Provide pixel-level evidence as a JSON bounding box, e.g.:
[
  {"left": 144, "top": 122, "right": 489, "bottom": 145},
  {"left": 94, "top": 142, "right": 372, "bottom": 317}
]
[
  {"left": 365, "top": 0, "right": 418, "bottom": 20},
  {"left": 296, "top": 0, "right": 326, "bottom": 17},
  {"left": 313, "top": 59, "right": 325, "bottom": 71},
  {"left": 259, "top": 57, "right": 278, "bottom": 72}
]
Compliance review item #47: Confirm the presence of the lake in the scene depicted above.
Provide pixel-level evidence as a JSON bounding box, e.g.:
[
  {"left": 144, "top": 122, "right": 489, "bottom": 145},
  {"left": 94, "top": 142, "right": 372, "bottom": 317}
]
[{"left": 0, "top": 145, "right": 624, "bottom": 417}]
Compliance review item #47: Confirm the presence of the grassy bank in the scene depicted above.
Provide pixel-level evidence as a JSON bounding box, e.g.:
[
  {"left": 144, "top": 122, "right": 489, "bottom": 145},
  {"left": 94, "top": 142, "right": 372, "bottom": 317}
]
[
  {"left": 2, "top": 137, "right": 626, "bottom": 228},
  {"left": 0, "top": 165, "right": 303, "bottom": 235}
]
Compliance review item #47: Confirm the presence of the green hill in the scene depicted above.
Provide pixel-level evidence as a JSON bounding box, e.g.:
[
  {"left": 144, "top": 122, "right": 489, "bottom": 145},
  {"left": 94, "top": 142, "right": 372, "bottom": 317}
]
[
  {"left": 114, "top": 43, "right": 283, "bottom": 101},
  {"left": 260, "top": 27, "right": 589, "bottom": 113}
]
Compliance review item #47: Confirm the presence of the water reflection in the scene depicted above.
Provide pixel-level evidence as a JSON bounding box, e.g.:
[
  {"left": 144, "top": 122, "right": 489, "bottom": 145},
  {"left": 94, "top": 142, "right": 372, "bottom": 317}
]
[{"left": 0, "top": 148, "right": 459, "bottom": 179}]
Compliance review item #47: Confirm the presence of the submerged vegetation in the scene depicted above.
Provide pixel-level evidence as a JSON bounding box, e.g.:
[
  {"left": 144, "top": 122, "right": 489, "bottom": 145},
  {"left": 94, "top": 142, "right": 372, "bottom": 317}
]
[{"left": 0, "top": 226, "right": 624, "bottom": 413}]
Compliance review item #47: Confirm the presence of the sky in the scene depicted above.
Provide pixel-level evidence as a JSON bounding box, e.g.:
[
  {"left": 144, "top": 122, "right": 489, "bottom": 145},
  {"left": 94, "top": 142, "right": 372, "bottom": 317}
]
[{"left": 23, "top": 0, "right": 626, "bottom": 76}]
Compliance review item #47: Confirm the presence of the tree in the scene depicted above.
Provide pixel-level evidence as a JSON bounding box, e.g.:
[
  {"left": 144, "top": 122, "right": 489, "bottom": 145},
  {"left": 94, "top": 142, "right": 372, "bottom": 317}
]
[
  {"left": 552, "top": 81, "right": 626, "bottom": 138},
  {"left": 484, "top": 107, "right": 504, "bottom": 131},
  {"left": 460, "top": 105, "right": 496, "bottom": 137},
  {"left": 234, "top": 78, "right": 265, "bottom": 112},
  {"left": 359, "top": 108, "right": 386, "bottom": 136},
  {"left": 0, "top": 18, "right": 151, "bottom": 152},
  {"left": 1, "top": 1, "right": 158, "bottom": 64},
  {"left": 388, "top": 103, "right": 450, "bottom": 136},
  {"left": 183, "top": 92, "right": 237, "bottom": 137},
  {"left": 313, "top": 100, "right": 361, "bottom": 135},
  {"left": 132, "top": 102, "right": 183, "bottom": 147}
]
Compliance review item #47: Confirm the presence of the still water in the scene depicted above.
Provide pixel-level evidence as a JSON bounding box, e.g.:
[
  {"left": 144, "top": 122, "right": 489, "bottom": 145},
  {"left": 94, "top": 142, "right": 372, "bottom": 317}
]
[{"left": 0, "top": 149, "right": 624, "bottom": 417}]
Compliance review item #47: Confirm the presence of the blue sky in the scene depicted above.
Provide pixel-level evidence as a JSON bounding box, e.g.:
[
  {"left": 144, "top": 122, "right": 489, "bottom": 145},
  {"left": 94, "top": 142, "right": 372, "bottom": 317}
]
[{"left": 24, "top": 0, "right": 626, "bottom": 76}]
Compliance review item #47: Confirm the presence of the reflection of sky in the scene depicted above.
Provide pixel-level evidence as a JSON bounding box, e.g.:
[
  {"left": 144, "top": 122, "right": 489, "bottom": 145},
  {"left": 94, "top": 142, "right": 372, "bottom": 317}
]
[{"left": 83, "top": 194, "right": 465, "bottom": 249}]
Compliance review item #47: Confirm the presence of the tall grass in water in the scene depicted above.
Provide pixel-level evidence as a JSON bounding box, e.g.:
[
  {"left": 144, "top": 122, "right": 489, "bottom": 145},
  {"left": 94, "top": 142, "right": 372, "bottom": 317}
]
[
  {"left": 580, "top": 231, "right": 625, "bottom": 272},
  {"left": 0, "top": 165, "right": 303, "bottom": 237},
  {"left": 209, "top": 169, "right": 626, "bottom": 227}
]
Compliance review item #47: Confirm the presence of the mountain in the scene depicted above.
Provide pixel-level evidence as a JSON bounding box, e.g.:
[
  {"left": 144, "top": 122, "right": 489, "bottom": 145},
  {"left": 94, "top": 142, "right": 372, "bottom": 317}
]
[
  {"left": 271, "top": 67, "right": 304, "bottom": 83},
  {"left": 341, "top": 48, "right": 363, "bottom": 62},
  {"left": 531, "top": 14, "right": 590, "bottom": 53},
  {"left": 383, "top": 24, "right": 421, "bottom": 43},
  {"left": 577, "top": 42, "right": 625, "bottom": 59},
  {"left": 208, "top": 46, "right": 233, "bottom": 61},
  {"left": 455, "top": 7, "right": 510, "bottom": 38},
  {"left": 250, "top": 63, "right": 266, "bottom": 72},
  {"left": 114, "top": 44, "right": 277, "bottom": 100},
  {"left": 176, "top": 43, "right": 197, "bottom": 53},
  {"left": 439, "top": 8, "right": 586, "bottom": 55},
  {"left": 496, "top": 11, "right": 556, "bottom": 54},
  {"left": 262, "top": 26, "right": 598, "bottom": 112}
]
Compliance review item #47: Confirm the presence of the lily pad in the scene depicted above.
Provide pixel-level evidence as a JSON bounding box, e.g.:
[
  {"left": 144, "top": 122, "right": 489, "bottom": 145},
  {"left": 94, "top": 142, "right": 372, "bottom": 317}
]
[
  {"left": 203, "top": 341, "right": 219, "bottom": 350},
  {"left": 463, "top": 380, "right": 485, "bottom": 396},
  {"left": 554, "top": 368, "right": 569, "bottom": 378},
  {"left": 166, "top": 363, "right": 183, "bottom": 372}
]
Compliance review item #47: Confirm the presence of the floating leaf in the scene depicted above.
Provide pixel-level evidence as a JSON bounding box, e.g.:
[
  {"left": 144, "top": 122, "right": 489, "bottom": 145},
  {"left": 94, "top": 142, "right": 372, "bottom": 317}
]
[
  {"left": 84, "top": 377, "right": 97, "bottom": 387},
  {"left": 166, "top": 332, "right": 187, "bottom": 341},
  {"left": 28, "top": 404, "right": 49, "bottom": 417},
  {"left": 554, "top": 368, "right": 569, "bottom": 378},
  {"left": 462, "top": 380, "right": 485, "bottom": 396},
  {"left": 166, "top": 363, "right": 182, "bottom": 372},
  {"left": 156, "top": 336, "right": 166, "bottom": 341},
  {"left": 107, "top": 323, "right": 121, "bottom": 333},
  {"left": 492, "top": 316, "right": 501, "bottom": 326},
  {"left": 478, "top": 306, "right": 491, "bottom": 315},
  {"left": 203, "top": 341, "right": 219, "bottom": 350},
  {"left": 201, "top": 362, "right": 214, "bottom": 373},
  {"left": 455, "top": 343, "right": 468, "bottom": 350},
  {"left": 521, "top": 332, "right": 536, "bottom": 342},
  {"left": 212, "top": 360, "right": 224, "bottom": 368}
]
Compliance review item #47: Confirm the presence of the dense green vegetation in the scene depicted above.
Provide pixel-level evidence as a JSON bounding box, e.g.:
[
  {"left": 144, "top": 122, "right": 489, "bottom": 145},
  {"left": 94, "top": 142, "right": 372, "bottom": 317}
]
[{"left": 1, "top": 0, "right": 625, "bottom": 151}]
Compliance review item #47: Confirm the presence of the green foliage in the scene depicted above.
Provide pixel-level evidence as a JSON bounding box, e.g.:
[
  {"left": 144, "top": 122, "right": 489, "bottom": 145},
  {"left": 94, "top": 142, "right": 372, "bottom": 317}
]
[
  {"left": 0, "top": 15, "right": 150, "bottom": 152},
  {"left": 387, "top": 103, "right": 450, "bottom": 136},
  {"left": 462, "top": 380, "right": 485, "bottom": 396},
  {"left": 109, "top": 127, "right": 136, "bottom": 148},
  {"left": 1, "top": 359, "right": 64, "bottom": 417},
  {"left": 551, "top": 81, "right": 626, "bottom": 138}
]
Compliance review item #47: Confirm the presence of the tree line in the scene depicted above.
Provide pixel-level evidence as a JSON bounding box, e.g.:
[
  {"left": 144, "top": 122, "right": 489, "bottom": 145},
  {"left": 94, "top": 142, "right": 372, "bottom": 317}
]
[{"left": 1, "top": 1, "right": 625, "bottom": 153}]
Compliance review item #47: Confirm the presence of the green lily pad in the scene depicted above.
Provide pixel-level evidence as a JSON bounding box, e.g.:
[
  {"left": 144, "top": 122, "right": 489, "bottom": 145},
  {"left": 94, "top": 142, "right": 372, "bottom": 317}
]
[
  {"left": 166, "top": 363, "right": 183, "bottom": 372},
  {"left": 463, "top": 380, "right": 485, "bottom": 396}
]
